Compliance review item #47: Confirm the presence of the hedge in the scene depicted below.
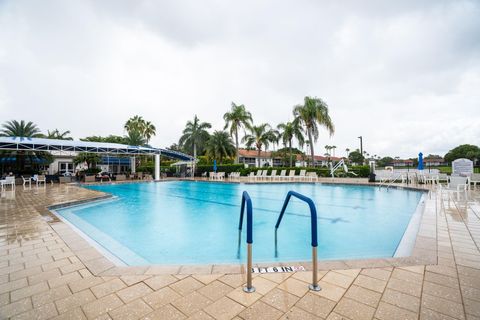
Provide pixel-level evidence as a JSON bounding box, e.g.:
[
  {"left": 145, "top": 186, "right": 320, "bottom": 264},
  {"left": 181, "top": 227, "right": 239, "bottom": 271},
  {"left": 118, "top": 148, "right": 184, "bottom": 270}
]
[
  {"left": 237, "top": 165, "right": 369, "bottom": 178},
  {"left": 136, "top": 164, "right": 370, "bottom": 178}
]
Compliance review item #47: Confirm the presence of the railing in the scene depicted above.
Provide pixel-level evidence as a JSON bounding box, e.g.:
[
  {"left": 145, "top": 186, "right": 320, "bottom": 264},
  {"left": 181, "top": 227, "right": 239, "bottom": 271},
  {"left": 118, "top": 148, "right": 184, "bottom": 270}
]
[
  {"left": 238, "top": 191, "right": 255, "bottom": 293},
  {"left": 275, "top": 191, "right": 321, "bottom": 291},
  {"left": 330, "top": 159, "right": 345, "bottom": 178},
  {"left": 377, "top": 173, "right": 403, "bottom": 190}
]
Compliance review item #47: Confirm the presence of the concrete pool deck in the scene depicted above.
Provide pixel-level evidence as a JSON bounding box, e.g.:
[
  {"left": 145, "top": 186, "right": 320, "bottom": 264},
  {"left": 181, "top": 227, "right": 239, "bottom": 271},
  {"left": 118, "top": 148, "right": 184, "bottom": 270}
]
[{"left": 0, "top": 181, "right": 479, "bottom": 319}]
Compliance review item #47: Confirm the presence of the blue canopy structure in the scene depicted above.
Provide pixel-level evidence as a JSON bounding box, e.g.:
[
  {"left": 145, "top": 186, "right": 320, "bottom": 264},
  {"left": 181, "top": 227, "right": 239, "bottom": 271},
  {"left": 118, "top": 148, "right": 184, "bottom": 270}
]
[
  {"left": 0, "top": 136, "right": 194, "bottom": 180},
  {"left": 0, "top": 136, "right": 194, "bottom": 161},
  {"left": 418, "top": 152, "right": 424, "bottom": 170}
]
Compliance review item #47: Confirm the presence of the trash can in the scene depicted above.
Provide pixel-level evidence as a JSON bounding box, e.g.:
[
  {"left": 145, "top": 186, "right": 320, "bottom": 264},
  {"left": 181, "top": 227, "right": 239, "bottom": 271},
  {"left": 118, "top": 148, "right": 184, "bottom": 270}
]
[{"left": 368, "top": 173, "right": 376, "bottom": 183}]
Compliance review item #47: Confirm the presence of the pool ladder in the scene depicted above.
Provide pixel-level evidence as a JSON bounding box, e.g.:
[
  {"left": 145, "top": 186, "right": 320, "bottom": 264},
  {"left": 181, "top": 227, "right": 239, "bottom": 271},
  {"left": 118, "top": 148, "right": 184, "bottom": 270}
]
[{"left": 238, "top": 190, "right": 321, "bottom": 293}]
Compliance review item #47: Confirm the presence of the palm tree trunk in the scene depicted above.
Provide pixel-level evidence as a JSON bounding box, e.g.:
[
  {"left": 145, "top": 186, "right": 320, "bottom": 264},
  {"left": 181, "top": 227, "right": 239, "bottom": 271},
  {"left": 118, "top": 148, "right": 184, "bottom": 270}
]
[
  {"left": 257, "top": 147, "right": 261, "bottom": 167},
  {"left": 193, "top": 143, "right": 197, "bottom": 177},
  {"left": 235, "top": 129, "right": 239, "bottom": 164},
  {"left": 289, "top": 140, "right": 293, "bottom": 167},
  {"left": 307, "top": 128, "right": 315, "bottom": 167}
]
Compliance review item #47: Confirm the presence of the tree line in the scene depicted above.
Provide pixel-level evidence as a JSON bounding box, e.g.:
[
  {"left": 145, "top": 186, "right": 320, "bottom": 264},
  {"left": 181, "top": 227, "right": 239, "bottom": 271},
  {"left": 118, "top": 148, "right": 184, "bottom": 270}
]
[{"left": 174, "top": 96, "right": 335, "bottom": 167}]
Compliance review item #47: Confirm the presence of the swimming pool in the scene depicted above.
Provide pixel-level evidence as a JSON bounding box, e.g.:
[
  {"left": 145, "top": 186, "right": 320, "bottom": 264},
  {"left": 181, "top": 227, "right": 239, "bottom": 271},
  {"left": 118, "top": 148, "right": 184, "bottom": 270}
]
[{"left": 54, "top": 181, "right": 425, "bottom": 265}]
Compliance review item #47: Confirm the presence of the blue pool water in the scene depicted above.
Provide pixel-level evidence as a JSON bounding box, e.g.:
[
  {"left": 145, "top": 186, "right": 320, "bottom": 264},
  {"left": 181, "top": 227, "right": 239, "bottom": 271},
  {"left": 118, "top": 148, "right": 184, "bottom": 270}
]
[{"left": 55, "top": 181, "right": 424, "bottom": 265}]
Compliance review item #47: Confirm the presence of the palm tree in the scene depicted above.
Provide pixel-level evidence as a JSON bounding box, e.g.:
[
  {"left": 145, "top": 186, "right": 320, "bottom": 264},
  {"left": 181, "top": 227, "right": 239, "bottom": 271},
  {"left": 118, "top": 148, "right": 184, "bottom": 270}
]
[
  {"left": 46, "top": 129, "right": 73, "bottom": 140},
  {"left": 205, "top": 131, "right": 235, "bottom": 163},
  {"left": 324, "top": 145, "right": 331, "bottom": 156},
  {"left": 0, "top": 120, "right": 44, "bottom": 172},
  {"left": 124, "top": 130, "right": 146, "bottom": 146},
  {"left": 277, "top": 119, "right": 304, "bottom": 167},
  {"left": 293, "top": 96, "right": 334, "bottom": 167},
  {"left": 345, "top": 148, "right": 350, "bottom": 157},
  {"left": 143, "top": 121, "right": 156, "bottom": 144},
  {"left": 331, "top": 145, "right": 337, "bottom": 157},
  {"left": 178, "top": 115, "right": 211, "bottom": 160},
  {"left": 223, "top": 102, "right": 253, "bottom": 164},
  {"left": 0, "top": 120, "right": 43, "bottom": 137},
  {"left": 242, "top": 123, "right": 277, "bottom": 167},
  {"left": 124, "top": 115, "right": 145, "bottom": 133}
]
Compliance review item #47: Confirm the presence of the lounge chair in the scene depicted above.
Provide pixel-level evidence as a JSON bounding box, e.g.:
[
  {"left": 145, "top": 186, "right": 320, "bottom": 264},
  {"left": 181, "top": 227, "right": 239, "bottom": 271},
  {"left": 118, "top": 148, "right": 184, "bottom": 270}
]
[
  {"left": 261, "top": 170, "right": 268, "bottom": 181},
  {"left": 1, "top": 176, "right": 15, "bottom": 191},
  {"left": 22, "top": 176, "right": 32, "bottom": 188},
  {"left": 254, "top": 170, "right": 262, "bottom": 181},
  {"left": 277, "top": 170, "right": 287, "bottom": 181},
  {"left": 269, "top": 170, "right": 277, "bottom": 181},
  {"left": 297, "top": 169, "right": 306, "bottom": 182},
  {"left": 247, "top": 172, "right": 255, "bottom": 181},
  {"left": 306, "top": 172, "right": 317, "bottom": 182},
  {"left": 209, "top": 172, "right": 216, "bottom": 180},
  {"left": 288, "top": 170, "right": 296, "bottom": 181}
]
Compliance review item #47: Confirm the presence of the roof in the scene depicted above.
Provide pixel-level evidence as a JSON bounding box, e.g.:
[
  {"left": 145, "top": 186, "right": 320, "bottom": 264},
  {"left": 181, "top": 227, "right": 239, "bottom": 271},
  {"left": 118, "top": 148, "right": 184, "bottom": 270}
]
[
  {"left": 296, "top": 154, "right": 343, "bottom": 162},
  {"left": 238, "top": 149, "right": 273, "bottom": 158},
  {"left": 0, "top": 136, "right": 194, "bottom": 161}
]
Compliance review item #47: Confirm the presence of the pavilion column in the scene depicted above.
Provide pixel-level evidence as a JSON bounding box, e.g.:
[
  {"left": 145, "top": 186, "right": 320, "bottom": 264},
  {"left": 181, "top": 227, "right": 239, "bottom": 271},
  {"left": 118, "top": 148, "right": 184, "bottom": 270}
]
[
  {"left": 155, "top": 154, "right": 160, "bottom": 181},
  {"left": 130, "top": 157, "right": 136, "bottom": 174}
]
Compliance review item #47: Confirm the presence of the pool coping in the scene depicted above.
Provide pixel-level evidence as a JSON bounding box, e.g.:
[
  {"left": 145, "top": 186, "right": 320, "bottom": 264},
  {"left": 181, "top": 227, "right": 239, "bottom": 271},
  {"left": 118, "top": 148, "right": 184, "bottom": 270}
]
[{"left": 46, "top": 180, "right": 438, "bottom": 277}]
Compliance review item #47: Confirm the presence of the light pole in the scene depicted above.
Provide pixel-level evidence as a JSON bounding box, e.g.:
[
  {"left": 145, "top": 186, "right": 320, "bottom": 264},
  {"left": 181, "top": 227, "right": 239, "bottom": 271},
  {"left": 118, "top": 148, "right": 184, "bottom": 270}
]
[{"left": 358, "top": 136, "right": 363, "bottom": 157}]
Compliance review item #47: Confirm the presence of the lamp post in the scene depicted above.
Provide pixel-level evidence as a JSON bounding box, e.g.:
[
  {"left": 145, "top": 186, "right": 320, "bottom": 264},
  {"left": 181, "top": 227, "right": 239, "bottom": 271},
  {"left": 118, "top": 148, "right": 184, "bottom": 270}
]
[{"left": 358, "top": 136, "right": 363, "bottom": 156}]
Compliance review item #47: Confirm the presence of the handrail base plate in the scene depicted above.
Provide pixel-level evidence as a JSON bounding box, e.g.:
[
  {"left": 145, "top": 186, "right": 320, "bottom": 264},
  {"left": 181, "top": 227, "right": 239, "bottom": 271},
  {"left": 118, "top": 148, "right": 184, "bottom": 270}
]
[
  {"left": 243, "top": 286, "right": 256, "bottom": 293},
  {"left": 309, "top": 284, "right": 322, "bottom": 291}
]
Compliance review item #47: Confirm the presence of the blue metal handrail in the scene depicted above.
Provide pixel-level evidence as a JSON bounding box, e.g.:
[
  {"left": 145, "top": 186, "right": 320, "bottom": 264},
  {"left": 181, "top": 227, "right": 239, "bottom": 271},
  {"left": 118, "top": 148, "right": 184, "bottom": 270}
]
[
  {"left": 275, "top": 190, "right": 321, "bottom": 291},
  {"left": 275, "top": 191, "right": 318, "bottom": 247},
  {"left": 238, "top": 191, "right": 255, "bottom": 293},
  {"left": 238, "top": 191, "right": 253, "bottom": 244}
]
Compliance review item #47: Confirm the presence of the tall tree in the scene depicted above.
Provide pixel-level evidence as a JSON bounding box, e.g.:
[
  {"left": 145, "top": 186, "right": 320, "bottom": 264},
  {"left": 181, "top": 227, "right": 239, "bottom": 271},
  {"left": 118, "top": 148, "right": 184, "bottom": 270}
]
[
  {"left": 242, "top": 123, "right": 277, "bottom": 166},
  {"left": 223, "top": 102, "right": 253, "bottom": 164},
  {"left": 178, "top": 115, "right": 211, "bottom": 160},
  {"left": 0, "top": 120, "right": 43, "bottom": 137},
  {"left": 277, "top": 119, "right": 305, "bottom": 167},
  {"left": 124, "top": 115, "right": 145, "bottom": 133},
  {"left": 124, "top": 115, "right": 156, "bottom": 144},
  {"left": 143, "top": 121, "right": 156, "bottom": 144},
  {"left": 205, "top": 131, "right": 235, "bottom": 163},
  {"left": 46, "top": 129, "right": 73, "bottom": 140},
  {"left": 124, "top": 130, "right": 146, "bottom": 146},
  {"left": 73, "top": 152, "right": 101, "bottom": 170},
  {"left": 293, "top": 96, "right": 335, "bottom": 167},
  {"left": 0, "top": 120, "right": 44, "bottom": 172}
]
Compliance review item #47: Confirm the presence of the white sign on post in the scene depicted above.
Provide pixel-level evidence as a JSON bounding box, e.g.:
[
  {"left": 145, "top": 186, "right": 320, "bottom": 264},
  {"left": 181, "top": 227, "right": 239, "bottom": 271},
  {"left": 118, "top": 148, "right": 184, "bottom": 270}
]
[{"left": 452, "top": 158, "right": 473, "bottom": 176}]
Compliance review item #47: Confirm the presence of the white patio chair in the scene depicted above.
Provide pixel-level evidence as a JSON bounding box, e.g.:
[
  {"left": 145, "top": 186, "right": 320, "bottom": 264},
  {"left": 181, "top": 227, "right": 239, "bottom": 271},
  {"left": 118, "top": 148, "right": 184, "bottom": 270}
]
[
  {"left": 440, "top": 176, "right": 469, "bottom": 201},
  {"left": 248, "top": 172, "right": 255, "bottom": 181},
  {"left": 1, "top": 176, "right": 16, "bottom": 191},
  {"left": 470, "top": 173, "right": 480, "bottom": 190},
  {"left": 278, "top": 169, "right": 287, "bottom": 181},
  {"left": 36, "top": 175, "right": 46, "bottom": 187},
  {"left": 22, "top": 176, "right": 32, "bottom": 188}
]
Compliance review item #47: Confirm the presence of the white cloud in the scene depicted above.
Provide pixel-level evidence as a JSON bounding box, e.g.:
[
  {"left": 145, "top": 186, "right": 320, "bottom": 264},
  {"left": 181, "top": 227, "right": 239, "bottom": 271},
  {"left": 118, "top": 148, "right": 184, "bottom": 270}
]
[{"left": 0, "top": 0, "right": 479, "bottom": 158}]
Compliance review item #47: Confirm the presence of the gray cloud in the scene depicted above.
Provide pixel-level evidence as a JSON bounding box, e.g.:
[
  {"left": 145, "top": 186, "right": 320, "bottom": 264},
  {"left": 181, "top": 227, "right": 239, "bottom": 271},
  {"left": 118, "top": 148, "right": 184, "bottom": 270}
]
[{"left": 0, "top": 0, "right": 479, "bottom": 158}]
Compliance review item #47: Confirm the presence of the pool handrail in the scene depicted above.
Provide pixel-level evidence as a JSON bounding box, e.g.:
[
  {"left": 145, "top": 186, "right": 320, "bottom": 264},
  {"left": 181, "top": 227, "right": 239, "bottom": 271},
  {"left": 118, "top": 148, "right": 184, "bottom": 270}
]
[
  {"left": 275, "top": 190, "right": 321, "bottom": 291},
  {"left": 238, "top": 191, "right": 253, "bottom": 244},
  {"left": 238, "top": 191, "right": 255, "bottom": 293},
  {"left": 275, "top": 191, "right": 318, "bottom": 247}
]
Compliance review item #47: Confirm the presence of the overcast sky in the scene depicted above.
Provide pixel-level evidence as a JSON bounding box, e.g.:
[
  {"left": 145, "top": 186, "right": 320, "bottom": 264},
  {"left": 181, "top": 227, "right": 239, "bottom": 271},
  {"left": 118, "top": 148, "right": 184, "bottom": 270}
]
[{"left": 1, "top": 0, "right": 479, "bottom": 158}]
